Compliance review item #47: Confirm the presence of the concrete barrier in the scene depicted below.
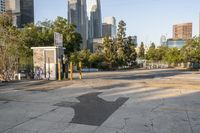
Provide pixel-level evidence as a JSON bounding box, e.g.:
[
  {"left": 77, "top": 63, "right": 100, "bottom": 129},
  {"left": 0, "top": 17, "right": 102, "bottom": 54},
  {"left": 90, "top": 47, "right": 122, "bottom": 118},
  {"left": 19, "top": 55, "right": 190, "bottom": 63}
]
[{"left": 82, "top": 68, "right": 99, "bottom": 72}]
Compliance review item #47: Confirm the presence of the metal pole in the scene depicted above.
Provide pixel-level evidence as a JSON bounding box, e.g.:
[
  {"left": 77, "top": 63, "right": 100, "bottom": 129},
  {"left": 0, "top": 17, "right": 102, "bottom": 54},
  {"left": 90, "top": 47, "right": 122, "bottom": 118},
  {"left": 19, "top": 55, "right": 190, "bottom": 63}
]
[
  {"left": 44, "top": 51, "right": 46, "bottom": 79},
  {"left": 70, "top": 62, "right": 73, "bottom": 80},
  {"left": 63, "top": 56, "right": 66, "bottom": 80},
  {"left": 58, "top": 58, "right": 61, "bottom": 81},
  {"left": 63, "top": 56, "right": 69, "bottom": 80},
  {"left": 63, "top": 60, "right": 66, "bottom": 80},
  {"left": 79, "top": 61, "right": 82, "bottom": 80},
  {"left": 48, "top": 58, "right": 50, "bottom": 80}
]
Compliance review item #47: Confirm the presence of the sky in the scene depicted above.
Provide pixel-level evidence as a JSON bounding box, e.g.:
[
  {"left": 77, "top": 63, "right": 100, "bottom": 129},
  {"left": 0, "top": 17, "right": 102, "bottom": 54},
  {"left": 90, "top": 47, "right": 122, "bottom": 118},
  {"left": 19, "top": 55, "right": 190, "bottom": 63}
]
[{"left": 35, "top": 0, "right": 200, "bottom": 46}]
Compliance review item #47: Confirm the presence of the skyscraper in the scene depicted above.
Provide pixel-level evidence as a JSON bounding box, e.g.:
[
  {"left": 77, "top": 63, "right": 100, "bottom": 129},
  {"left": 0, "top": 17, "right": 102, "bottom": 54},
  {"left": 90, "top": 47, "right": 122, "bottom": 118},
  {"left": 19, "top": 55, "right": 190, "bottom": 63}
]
[
  {"left": 199, "top": 13, "right": 200, "bottom": 36},
  {"left": 5, "top": 0, "right": 34, "bottom": 28},
  {"left": 0, "top": 0, "right": 5, "bottom": 12},
  {"left": 160, "top": 35, "right": 167, "bottom": 46},
  {"left": 5, "top": 0, "right": 21, "bottom": 27},
  {"left": 90, "top": 0, "right": 102, "bottom": 38},
  {"left": 68, "top": 0, "right": 88, "bottom": 49},
  {"left": 173, "top": 22, "right": 192, "bottom": 40},
  {"left": 102, "top": 17, "right": 117, "bottom": 38},
  {"left": 19, "top": 0, "right": 34, "bottom": 28}
]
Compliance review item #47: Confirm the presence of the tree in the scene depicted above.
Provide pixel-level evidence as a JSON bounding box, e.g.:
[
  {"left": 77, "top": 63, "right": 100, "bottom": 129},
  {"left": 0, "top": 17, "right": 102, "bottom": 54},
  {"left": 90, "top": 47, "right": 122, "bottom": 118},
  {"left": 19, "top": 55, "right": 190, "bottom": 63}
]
[
  {"left": 19, "top": 23, "right": 54, "bottom": 70},
  {"left": 138, "top": 42, "right": 145, "bottom": 59},
  {"left": 165, "top": 48, "right": 181, "bottom": 65},
  {"left": 129, "top": 46, "right": 137, "bottom": 66},
  {"left": 78, "top": 49, "right": 91, "bottom": 68},
  {"left": 150, "top": 42, "right": 156, "bottom": 49},
  {"left": 156, "top": 46, "right": 169, "bottom": 61},
  {"left": 126, "top": 36, "right": 137, "bottom": 66},
  {"left": 0, "top": 13, "right": 13, "bottom": 27},
  {"left": 181, "top": 37, "right": 200, "bottom": 63},
  {"left": 0, "top": 13, "right": 21, "bottom": 80},
  {"left": 103, "top": 36, "right": 116, "bottom": 69},
  {"left": 53, "top": 17, "right": 82, "bottom": 57},
  {"left": 19, "top": 17, "right": 82, "bottom": 70},
  {"left": 70, "top": 52, "right": 79, "bottom": 64},
  {"left": 127, "top": 36, "right": 136, "bottom": 47},
  {"left": 116, "top": 20, "right": 127, "bottom": 65},
  {"left": 89, "top": 53, "right": 104, "bottom": 68},
  {"left": 37, "top": 20, "right": 54, "bottom": 46},
  {"left": 146, "top": 43, "right": 169, "bottom": 62},
  {"left": 146, "top": 43, "right": 156, "bottom": 61},
  {"left": 21, "top": 17, "right": 82, "bottom": 58}
]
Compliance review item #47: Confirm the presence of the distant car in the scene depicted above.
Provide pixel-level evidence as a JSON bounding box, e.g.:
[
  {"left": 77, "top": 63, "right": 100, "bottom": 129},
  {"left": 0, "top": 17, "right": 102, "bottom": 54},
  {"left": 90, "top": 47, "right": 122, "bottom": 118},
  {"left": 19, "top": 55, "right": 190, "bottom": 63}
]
[
  {"left": 19, "top": 70, "right": 28, "bottom": 79},
  {"left": 14, "top": 70, "right": 28, "bottom": 80}
]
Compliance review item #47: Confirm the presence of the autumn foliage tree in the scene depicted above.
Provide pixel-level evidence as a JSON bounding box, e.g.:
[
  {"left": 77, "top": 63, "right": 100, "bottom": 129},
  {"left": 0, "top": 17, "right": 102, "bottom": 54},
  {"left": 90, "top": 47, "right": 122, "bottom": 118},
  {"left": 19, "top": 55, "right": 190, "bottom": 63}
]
[{"left": 0, "top": 13, "right": 21, "bottom": 80}]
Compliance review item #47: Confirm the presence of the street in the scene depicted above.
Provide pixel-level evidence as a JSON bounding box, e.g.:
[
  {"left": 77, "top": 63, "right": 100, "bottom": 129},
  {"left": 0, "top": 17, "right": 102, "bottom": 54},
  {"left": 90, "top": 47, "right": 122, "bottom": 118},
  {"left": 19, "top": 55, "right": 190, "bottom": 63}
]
[{"left": 0, "top": 69, "right": 200, "bottom": 133}]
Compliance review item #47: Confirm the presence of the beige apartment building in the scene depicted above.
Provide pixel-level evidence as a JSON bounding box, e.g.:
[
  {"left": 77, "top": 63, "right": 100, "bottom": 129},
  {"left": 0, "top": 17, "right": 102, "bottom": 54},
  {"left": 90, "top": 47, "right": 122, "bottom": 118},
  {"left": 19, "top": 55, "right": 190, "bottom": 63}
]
[
  {"left": 2, "top": 0, "right": 34, "bottom": 28},
  {"left": 173, "top": 22, "right": 192, "bottom": 40},
  {"left": 0, "top": 0, "right": 5, "bottom": 12}
]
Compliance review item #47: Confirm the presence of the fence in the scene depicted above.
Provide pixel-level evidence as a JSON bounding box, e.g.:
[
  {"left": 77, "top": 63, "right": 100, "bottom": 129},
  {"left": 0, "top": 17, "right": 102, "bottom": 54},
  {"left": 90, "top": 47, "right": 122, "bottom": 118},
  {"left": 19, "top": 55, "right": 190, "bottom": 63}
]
[{"left": 142, "top": 61, "right": 199, "bottom": 70}]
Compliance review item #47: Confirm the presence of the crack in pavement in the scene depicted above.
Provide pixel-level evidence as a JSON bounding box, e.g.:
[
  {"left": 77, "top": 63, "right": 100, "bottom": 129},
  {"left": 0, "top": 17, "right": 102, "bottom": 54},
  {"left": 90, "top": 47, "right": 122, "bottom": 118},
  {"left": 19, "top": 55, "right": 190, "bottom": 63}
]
[
  {"left": 178, "top": 88, "right": 194, "bottom": 133},
  {"left": 149, "top": 119, "right": 156, "bottom": 133},
  {"left": 119, "top": 117, "right": 130, "bottom": 133},
  {"left": 0, "top": 107, "right": 60, "bottom": 133},
  {"left": 151, "top": 98, "right": 165, "bottom": 112}
]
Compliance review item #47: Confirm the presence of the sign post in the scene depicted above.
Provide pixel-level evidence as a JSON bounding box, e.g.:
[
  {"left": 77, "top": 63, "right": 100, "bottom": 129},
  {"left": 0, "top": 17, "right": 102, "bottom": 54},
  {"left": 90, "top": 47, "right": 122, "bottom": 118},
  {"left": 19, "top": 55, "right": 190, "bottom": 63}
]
[
  {"left": 54, "top": 32, "right": 63, "bottom": 47},
  {"left": 58, "top": 58, "right": 61, "bottom": 81},
  {"left": 54, "top": 32, "right": 63, "bottom": 81}
]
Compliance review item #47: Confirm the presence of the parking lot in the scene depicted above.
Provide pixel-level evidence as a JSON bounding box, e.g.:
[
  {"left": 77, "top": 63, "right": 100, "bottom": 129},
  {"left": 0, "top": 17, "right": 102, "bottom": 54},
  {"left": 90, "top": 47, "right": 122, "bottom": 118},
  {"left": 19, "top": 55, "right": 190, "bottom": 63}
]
[{"left": 0, "top": 69, "right": 200, "bottom": 133}]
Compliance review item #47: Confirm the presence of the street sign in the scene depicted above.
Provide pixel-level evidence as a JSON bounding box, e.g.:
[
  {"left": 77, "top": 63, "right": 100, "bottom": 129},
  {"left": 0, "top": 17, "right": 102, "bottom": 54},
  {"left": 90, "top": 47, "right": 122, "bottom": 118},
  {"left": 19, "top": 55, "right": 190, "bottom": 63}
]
[{"left": 54, "top": 32, "right": 63, "bottom": 47}]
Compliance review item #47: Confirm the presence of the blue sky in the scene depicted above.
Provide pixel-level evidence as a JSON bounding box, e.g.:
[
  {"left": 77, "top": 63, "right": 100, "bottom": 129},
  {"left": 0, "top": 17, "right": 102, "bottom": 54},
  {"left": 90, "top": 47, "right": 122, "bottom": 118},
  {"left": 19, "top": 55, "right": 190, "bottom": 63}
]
[{"left": 35, "top": 0, "right": 200, "bottom": 46}]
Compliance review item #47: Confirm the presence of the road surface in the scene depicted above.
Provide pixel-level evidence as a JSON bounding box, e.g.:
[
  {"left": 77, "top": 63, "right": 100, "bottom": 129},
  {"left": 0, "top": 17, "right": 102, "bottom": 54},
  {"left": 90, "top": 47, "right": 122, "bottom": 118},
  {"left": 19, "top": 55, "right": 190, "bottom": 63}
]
[{"left": 0, "top": 69, "right": 200, "bottom": 133}]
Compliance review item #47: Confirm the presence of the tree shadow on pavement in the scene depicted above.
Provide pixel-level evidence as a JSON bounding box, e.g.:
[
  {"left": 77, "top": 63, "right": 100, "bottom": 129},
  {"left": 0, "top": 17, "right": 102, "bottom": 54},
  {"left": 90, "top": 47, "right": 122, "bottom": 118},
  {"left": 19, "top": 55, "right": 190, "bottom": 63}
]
[{"left": 54, "top": 92, "right": 129, "bottom": 126}]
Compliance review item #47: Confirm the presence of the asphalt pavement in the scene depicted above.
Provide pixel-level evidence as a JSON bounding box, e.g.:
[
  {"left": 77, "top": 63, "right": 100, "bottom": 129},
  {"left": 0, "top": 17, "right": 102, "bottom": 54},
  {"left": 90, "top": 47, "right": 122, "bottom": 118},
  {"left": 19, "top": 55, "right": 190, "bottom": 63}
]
[{"left": 0, "top": 69, "right": 200, "bottom": 133}]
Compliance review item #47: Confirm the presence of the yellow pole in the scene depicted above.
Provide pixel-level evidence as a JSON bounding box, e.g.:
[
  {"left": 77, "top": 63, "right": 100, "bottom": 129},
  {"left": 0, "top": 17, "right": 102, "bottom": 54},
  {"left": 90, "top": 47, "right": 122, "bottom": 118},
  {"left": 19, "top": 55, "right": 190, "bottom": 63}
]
[
  {"left": 58, "top": 61, "right": 61, "bottom": 81},
  {"left": 70, "top": 62, "right": 73, "bottom": 80},
  {"left": 79, "top": 61, "right": 82, "bottom": 80}
]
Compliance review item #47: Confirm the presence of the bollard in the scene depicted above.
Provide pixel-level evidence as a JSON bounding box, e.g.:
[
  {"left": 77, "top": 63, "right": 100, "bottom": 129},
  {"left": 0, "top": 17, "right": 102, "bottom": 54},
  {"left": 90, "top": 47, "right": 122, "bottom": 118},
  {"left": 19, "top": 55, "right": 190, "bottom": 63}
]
[
  {"left": 70, "top": 62, "right": 73, "bottom": 80},
  {"left": 58, "top": 58, "right": 61, "bottom": 81},
  {"left": 79, "top": 61, "right": 82, "bottom": 80},
  {"left": 63, "top": 60, "right": 66, "bottom": 80}
]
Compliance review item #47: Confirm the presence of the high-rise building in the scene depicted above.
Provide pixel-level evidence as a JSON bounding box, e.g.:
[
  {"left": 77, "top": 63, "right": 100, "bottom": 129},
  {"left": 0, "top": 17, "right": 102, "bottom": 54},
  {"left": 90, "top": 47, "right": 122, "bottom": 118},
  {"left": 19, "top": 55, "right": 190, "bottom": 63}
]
[
  {"left": 90, "top": 0, "right": 102, "bottom": 38},
  {"left": 173, "top": 22, "right": 192, "bottom": 40},
  {"left": 199, "top": 13, "right": 200, "bottom": 36},
  {"left": 19, "top": 0, "right": 34, "bottom": 28},
  {"left": 68, "top": 0, "right": 88, "bottom": 49},
  {"left": 5, "top": 0, "right": 34, "bottom": 28},
  {"left": 102, "top": 24, "right": 113, "bottom": 37},
  {"left": 160, "top": 35, "right": 167, "bottom": 46},
  {"left": 0, "top": 0, "right": 5, "bottom": 12},
  {"left": 5, "top": 0, "right": 20, "bottom": 27},
  {"left": 102, "top": 17, "right": 116, "bottom": 38},
  {"left": 167, "top": 39, "right": 186, "bottom": 49},
  {"left": 104, "top": 17, "right": 116, "bottom": 26}
]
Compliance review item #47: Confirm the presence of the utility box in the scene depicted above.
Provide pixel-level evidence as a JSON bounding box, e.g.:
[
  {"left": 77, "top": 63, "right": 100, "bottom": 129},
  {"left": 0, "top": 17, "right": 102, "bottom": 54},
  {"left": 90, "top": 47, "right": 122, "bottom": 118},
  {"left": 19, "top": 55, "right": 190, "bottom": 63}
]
[{"left": 31, "top": 46, "right": 65, "bottom": 80}]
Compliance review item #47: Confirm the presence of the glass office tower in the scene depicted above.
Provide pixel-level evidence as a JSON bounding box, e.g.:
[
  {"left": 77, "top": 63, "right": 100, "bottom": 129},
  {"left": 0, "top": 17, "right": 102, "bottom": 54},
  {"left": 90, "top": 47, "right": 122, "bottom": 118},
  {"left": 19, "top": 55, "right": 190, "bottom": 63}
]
[{"left": 68, "top": 0, "right": 88, "bottom": 49}]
